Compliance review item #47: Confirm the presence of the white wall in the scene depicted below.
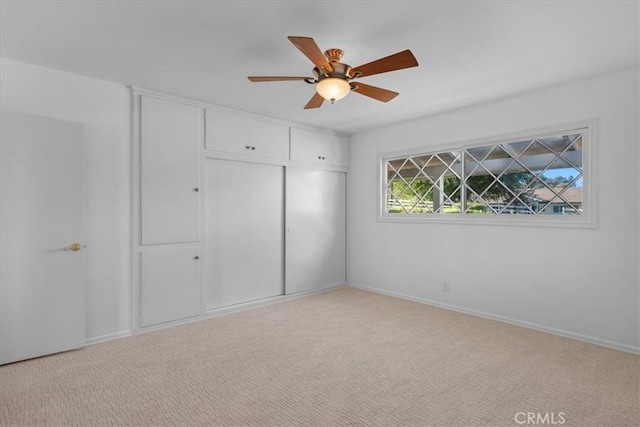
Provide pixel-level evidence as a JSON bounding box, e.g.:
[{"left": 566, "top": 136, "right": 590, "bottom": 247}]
[
  {"left": 2, "top": 57, "right": 637, "bottom": 351},
  {"left": 348, "top": 67, "right": 640, "bottom": 352},
  {"left": 1, "top": 58, "right": 131, "bottom": 341}
]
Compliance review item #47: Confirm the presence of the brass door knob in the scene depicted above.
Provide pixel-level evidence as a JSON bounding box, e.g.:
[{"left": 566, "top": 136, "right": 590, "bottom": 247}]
[{"left": 63, "top": 243, "right": 82, "bottom": 252}]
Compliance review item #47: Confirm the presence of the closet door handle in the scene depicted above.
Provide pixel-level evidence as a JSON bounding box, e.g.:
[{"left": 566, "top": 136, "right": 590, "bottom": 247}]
[
  {"left": 194, "top": 256, "right": 200, "bottom": 260},
  {"left": 193, "top": 188, "right": 199, "bottom": 192}
]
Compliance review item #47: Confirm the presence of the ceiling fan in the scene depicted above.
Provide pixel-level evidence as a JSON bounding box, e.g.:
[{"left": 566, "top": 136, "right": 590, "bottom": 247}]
[{"left": 248, "top": 36, "right": 419, "bottom": 109}]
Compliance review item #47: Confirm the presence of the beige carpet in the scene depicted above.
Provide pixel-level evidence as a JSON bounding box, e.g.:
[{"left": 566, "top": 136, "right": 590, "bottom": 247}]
[{"left": 0, "top": 287, "right": 638, "bottom": 426}]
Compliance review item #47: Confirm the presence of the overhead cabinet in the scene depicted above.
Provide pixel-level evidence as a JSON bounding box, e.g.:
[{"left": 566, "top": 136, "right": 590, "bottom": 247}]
[
  {"left": 205, "top": 108, "right": 289, "bottom": 161},
  {"left": 140, "top": 96, "right": 202, "bottom": 245},
  {"left": 290, "top": 128, "right": 348, "bottom": 168}
]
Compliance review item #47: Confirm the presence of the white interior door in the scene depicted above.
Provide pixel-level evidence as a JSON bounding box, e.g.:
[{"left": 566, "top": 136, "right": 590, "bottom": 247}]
[
  {"left": 1, "top": 110, "right": 85, "bottom": 365},
  {"left": 286, "top": 168, "right": 347, "bottom": 294},
  {"left": 205, "top": 159, "right": 284, "bottom": 309}
]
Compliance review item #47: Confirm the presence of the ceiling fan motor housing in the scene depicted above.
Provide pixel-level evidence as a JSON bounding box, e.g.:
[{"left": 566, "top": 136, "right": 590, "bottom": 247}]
[{"left": 313, "top": 62, "right": 352, "bottom": 82}]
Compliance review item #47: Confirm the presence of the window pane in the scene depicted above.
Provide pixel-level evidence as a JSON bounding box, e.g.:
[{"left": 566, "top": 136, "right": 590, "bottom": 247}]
[
  {"left": 461, "top": 133, "right": 583, "bottom": 216},
  {"left": 383, "top": 130, "right": 585, "bottom": 219},
  {"left": 384, "top": 152, "right": 463, "bottom": 215}
]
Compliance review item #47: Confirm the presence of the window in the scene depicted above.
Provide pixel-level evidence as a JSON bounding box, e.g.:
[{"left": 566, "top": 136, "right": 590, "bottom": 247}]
[{"left": 380, "top": 125, "right": 592, "bottom": 227}]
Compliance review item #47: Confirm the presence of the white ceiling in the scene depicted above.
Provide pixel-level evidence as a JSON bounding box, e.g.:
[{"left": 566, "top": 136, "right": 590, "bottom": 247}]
[{"left": 1, "top": 1, "right": 638, "bottom": 135}]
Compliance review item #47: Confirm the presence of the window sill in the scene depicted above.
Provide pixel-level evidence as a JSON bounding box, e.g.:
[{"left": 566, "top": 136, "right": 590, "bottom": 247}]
[{"left": 378, "top": 213, "right": 596, "bottom": 229}]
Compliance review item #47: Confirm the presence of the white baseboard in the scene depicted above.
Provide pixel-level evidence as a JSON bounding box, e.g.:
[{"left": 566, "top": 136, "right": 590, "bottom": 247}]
[
  {"left": 85, "top": 329, "right": 133, "bottom": 345},
  {"left": 132, "top": 284, "right": 348, "bottom": 335},
  {"left": 202, "top": 284, "right": 347, "bottom": 319},
  {"left": 348, "top": 283, "right": 640, "bottom": 355}
]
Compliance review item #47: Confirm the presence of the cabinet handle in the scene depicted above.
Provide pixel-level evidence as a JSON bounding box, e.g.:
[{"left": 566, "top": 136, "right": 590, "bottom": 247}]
[
  {"left": 245, "top": 145, "right": 251, "bottom": 150},
  {"left": 193, "top": 188, "right": 199, "bottom": 192},
  {"left": 251, "top": 146, "right": 256, "bottom": 150},
  {"left": 194, "top": 256, "right": 200, "bottom": 260}
]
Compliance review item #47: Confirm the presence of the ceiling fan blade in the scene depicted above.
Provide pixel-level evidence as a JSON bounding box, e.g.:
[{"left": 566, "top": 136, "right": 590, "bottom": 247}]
[
  {"left": 304, "top": 92, "right": 325, "bottom": 109},
  {"left": 350, "top": 50, "right": 418, "bottom": 78},
  {"left": 288, "top": 36, "right": 333, "bottom": 73},
  {"left": 350, "top": 82, "right": 399, "bottom": 102},
  {"left": 248, "top": 76, "right": 311, "bottom": 82}
]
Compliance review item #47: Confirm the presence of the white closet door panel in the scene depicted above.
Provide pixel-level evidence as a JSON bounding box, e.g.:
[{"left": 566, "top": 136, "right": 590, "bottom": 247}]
[
  {"left": 286, "top": 168, "right": 347, "bottom": 294},
  {"left": 205, "top": 159, "right": 284, "bottom": 309},
  {"left": 141, "top": 96, "right": 201, "bottom": 244},
  {"left": 141, "top": 245, "right": 201, "bottom": 327},
  {"left": 205, "top": 109, "right": 289, "bottom": 160}
]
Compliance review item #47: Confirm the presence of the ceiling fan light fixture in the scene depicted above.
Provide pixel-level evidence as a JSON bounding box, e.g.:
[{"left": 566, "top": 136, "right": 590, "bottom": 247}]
[
  {"left": 316, "top": 77, "right": 350, "bottom": 103},
  {"left": 248, "top": 36, "right": 419, "bottom": 109}
]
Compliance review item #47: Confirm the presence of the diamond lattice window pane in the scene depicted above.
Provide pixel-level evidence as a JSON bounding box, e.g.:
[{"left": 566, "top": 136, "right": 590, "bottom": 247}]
[
  {"left": 502, "top": 139, "right": 533, "bottom": 158},
  {"left": 406, "top": 178, "right": 432, "bottom": 213},
  {"left": 383, "top": 131, "right": 585, "bottom": 218}
]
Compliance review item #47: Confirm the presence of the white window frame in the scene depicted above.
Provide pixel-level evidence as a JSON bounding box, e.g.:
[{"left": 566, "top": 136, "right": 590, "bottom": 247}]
[{"left": 378, "top": 122, "right": 596, "bottom": 228}]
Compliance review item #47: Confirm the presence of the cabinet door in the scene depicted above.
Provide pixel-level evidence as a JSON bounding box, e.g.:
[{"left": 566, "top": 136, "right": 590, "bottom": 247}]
[
  {"left": 290, "top": 128, "right": 348, "bottom": 167},
  {"left": 141, "top": 245, "right": 201, "bottom": 327},
  {"left": 205, "top": 109, "right": 289, "bottom": 160},
  {"left": 285, "top": 168, "right": 347, "bottom": 294},
  {"left": 141, "top": 96, "right": 201, "bottom": 245},
  {"left": 205, "top": 159, "right": 284, "bottom": 309}
]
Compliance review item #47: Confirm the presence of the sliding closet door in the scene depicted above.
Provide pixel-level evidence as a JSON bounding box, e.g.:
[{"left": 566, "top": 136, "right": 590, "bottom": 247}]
[
  {"left": 285, "top": 168, "right": 347, "bottom": 294},
  {"left": 205, "top": 159, "right": 284, "bottom": 309}
]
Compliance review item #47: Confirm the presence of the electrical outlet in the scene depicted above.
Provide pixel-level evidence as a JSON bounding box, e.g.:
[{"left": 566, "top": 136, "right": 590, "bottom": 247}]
[{"left": 443, "top": 282, "right": 450, "bottom": 293}]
